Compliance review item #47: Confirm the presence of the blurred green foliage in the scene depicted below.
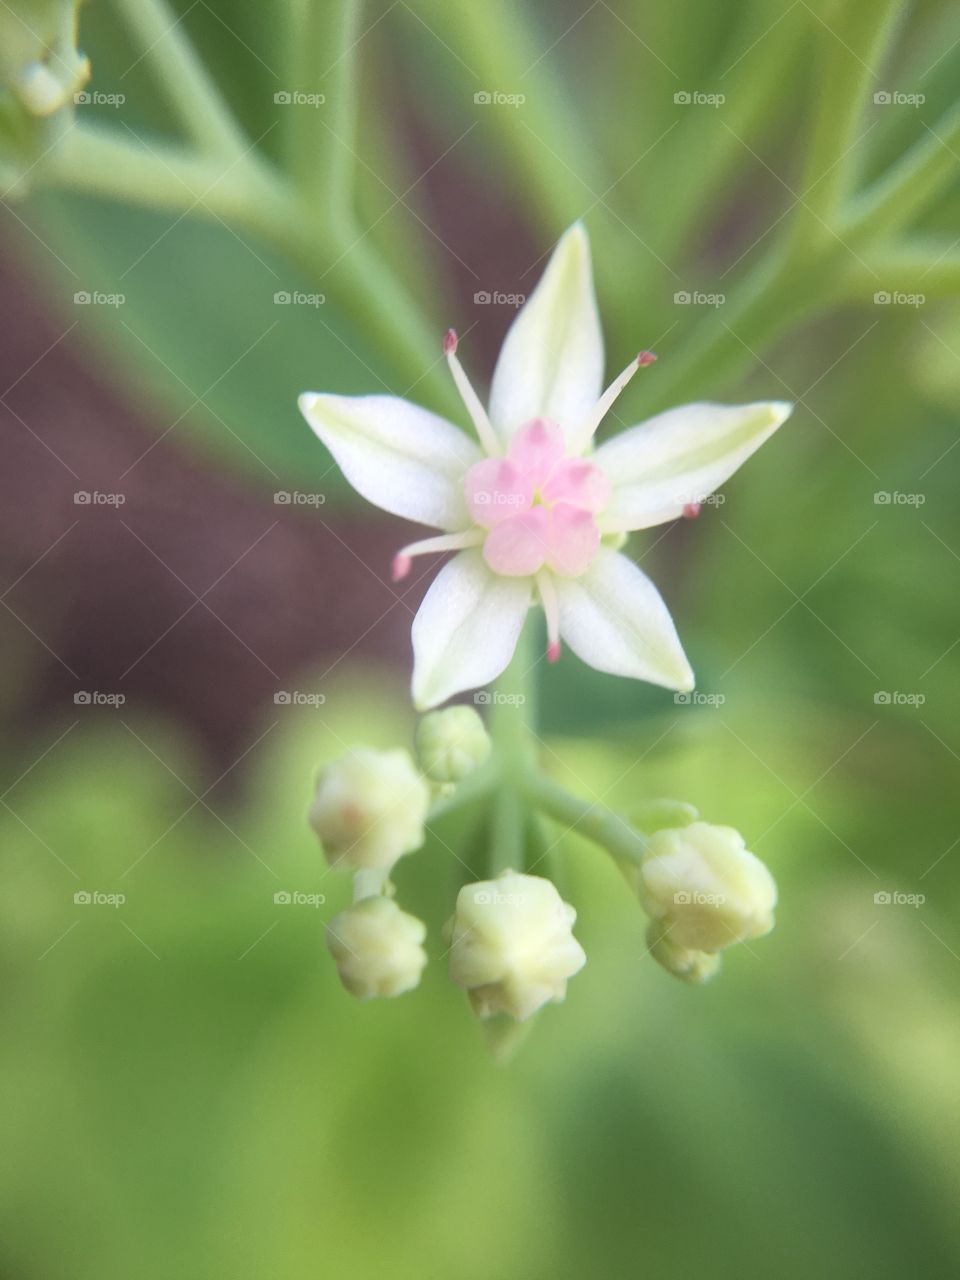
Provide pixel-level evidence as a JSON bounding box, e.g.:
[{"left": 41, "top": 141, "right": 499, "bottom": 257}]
[{"left": 2, "top": 677, "right": 960, "bottom": 1279}]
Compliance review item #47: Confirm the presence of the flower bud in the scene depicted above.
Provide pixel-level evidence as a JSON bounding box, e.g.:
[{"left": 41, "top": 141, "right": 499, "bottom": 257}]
[
  {"left": 326, "top": 896, "right": 427, "bottom": 999},
  {"left": 447, "top": 870, "right": 586, "bottom": 1021},
  {"left": 308, "top": 748, "right": 430, "bottom": 871},
  {"left": 646, "top": 919, "right": 720, "bottom": 984},
  {"left": 415, "top": 705, "right": 491, "bottom": 783},
  {"left": 638, "top": 821, "right": 776, "bottom": 953}
]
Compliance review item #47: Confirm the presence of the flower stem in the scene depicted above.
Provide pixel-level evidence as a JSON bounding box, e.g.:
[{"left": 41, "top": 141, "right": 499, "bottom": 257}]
[
  {"left": 521, "top": 768, "right": 649, "bottom": 882},
  {"left": 486, "top": 618, "right": 539, "bottom": 876}
]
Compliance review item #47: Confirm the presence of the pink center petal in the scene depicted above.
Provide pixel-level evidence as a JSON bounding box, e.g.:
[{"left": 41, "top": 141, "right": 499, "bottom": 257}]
[
  {"left": 464, "top": 458, "right": 533, "bottom": 528},
  {"left": 546, "top": 503, "right": 601, "bottom": 577},
  {"left": 482, "top": 508, "right": 551, "bottom": 576},
  {"left": 541, "top": 458, "right": 611, "bottom": 513},
  {"left": 507, "top": 419, "right": 566, "bottom": 489}
]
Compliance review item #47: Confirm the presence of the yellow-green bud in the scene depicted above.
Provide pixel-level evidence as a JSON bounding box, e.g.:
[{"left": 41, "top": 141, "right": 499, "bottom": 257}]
[
  {"left": 646, "top": 918, "right": 720, "bottom": 984},
  {"left": 326, "top": 897, "right": 427, "bottom": 999},
  {"left": 638, "top": 821, "right": 776, "bottom": 953},
  {"left": 416, "top": 706, "right": 491, "bottom": 783},
  {"left": 447, "top": 870, "right": 586, "bottom": 1022},
  {"left": 308, "top": 748, "right": 430, "bottom": 871}
]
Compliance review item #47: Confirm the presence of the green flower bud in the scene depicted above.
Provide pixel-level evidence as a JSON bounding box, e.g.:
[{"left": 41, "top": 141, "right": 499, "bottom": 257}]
[
  {"left": 326, "top": 896, "right": 427, "bottom": 999},
  {"left": 646, "top": 918, "right": 720, "bottom": 984},
  {"left": 308, "top": 748, "right": 430, "bottom": 872},
  {"left": 638, "top": 821, "right": 776, "bottom": 953},
  {"left": 0, "top": 1, "right": 89, "bottom": 191},
  {"left": 447, "top": 870, "right": 586, "bottom": 1022},
  {"left": 415, "top": 705, "right": 491, "bottom": 783}
]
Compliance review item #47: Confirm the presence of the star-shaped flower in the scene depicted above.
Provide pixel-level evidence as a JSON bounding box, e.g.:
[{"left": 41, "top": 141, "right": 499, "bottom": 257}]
[{"left": 299, "top": 223, "right": 791, "bottom": 709}]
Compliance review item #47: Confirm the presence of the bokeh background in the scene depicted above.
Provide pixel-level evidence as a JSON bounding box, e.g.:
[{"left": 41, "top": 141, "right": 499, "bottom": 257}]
[{"left": 2, "top": 1, "right": 959, "bottom": 1276}]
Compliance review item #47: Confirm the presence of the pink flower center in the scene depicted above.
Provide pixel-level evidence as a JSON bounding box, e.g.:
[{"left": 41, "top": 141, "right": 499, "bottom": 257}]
[{"left": 463, "top": 419, "right": 610, "bottom": 577}]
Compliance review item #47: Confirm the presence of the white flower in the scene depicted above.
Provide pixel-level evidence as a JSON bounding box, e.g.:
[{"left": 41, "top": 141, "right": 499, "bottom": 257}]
[
  {"left": 326, "top": 896, "right": 427, "bottom": 999},
  {"left": 307, "top": 747, "right": 430, "bottom": 871},
  {"left": 415, "top": 705, "right": 491, "bottom": 783},
  {"left": 299, "top": 223, "right": 792, "bottom": 709},
  {"left": 447, "top": 870, "right": 586, "bottom": 1021},
  {"left": 638, "top": 821, "right": 777, "bottom": 953}
]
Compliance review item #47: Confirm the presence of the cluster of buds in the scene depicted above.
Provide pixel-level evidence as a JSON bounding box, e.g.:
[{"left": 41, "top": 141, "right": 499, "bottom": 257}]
[
  {"left": 309, "top": 709, "right": 585, "bottom": 1022},
  {"left": 307, "top": 707, "right": 778, "bottom": 1034},
  {"left": 1, "top": 1, "right": 89, "bottom": 191}
]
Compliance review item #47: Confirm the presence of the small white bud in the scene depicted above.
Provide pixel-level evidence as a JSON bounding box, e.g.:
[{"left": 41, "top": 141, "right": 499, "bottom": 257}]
[
  {"left": 416, "top": 705, "right": 491, "bottom": 783},
  {"left": 308, "top": 748, "right": 430, "bottom": 871},
  {"left": 646, "top": 919, "right": 720, "bottom": 984},
  {"left": 447, "top": 870, "right": 586, "bottom": 1021},
  {"left": 638, "top": 821, "right": 776, "bottom": 953},
  {"left": 326, "top": 896, "right": 427, "bottom": 999}
]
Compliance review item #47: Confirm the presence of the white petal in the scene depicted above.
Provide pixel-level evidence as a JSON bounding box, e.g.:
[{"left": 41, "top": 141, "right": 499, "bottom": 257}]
[
  {"left": 595, "top": 401, "right": 792, "bottom": 530},
  {"left": 299, "top": 393, "right": 481, "bottom": 531},
  {"left": 554, "top": 549, "right": 693, "bottom": 691},
  {"left": 411, "top": 551, "right": 531, "bottom": 710},
  {"left": 488, "top": 223, "right": 604, "bottom": 446}
]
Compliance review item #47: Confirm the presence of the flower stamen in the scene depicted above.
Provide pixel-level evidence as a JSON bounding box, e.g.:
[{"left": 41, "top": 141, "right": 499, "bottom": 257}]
[
  {"left": 569, "top": 349, "right": 657, "bottom": 454},
  {"left": 537, "top": 569, "right": 562, "bottom": 662},
  {"left": 444, "top": 329, "right": 501, "bottom": 458},
  {"left": 392, "top": 529, "right": 484, "bottom": 582}
]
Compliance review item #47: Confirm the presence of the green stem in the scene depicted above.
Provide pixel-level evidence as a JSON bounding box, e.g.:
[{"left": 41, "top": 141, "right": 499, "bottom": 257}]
[
  {"left": 842, "top": 100, "right": 960, "bottom": 243},
  {"left": 486, "top": 620, "right": 538, "bottom": 876},
  {"left": 521, "top": 769, "right": 649, "bottom": 879},
  {"left": 792, "top": 0, "right": 903, "bottom": 239},
  {"left": 285, "top": 0, "right": 361, "bottom": 206},
  {"left": 111, "top": 0, "right": 249, "bottom": 157}
]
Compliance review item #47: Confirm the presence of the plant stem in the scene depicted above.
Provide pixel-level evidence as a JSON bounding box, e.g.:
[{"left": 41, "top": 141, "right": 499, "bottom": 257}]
[
  {"left": 110, "top": 0, "right": 249, "bottom": 158},
  {"left": 521, "top": 769, "right": 649, "bottom": 879},
  {"left": 486, "top": 619, "right": 538, "bottom": 876}
]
